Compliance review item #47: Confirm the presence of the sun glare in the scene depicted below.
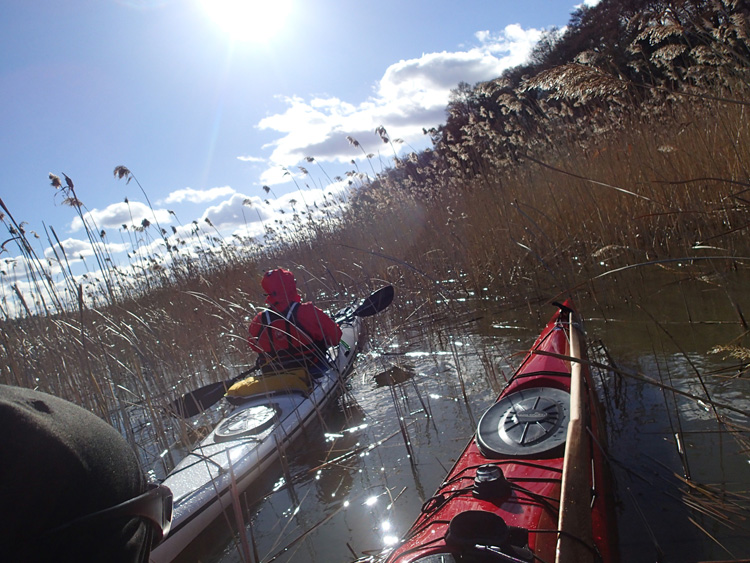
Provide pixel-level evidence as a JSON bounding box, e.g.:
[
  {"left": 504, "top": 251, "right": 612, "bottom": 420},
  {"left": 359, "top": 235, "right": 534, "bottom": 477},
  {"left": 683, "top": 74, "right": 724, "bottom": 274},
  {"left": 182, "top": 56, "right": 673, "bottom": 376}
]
[{"left": 199, "top": 0, "right": 291, "bottom": 42}]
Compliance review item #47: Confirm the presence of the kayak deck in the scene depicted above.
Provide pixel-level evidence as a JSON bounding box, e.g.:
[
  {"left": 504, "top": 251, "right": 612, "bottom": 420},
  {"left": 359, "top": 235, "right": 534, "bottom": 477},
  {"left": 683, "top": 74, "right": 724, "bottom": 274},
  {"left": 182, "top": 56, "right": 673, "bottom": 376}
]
[{"left": 382, "top": 301, "right": 616, "bottom": 563}]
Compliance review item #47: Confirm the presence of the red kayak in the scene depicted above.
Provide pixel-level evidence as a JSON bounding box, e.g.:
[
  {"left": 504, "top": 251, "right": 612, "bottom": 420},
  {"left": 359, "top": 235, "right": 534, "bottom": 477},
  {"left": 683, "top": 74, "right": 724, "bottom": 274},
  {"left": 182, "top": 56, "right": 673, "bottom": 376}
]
[{"left": 382, "top": 300, "right": 616, "bottom": 563}]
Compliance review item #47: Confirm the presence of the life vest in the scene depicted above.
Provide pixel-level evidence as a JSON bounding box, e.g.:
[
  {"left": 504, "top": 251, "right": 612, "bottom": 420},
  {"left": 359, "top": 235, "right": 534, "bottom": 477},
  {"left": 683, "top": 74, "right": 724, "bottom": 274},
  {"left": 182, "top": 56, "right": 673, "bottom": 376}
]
[{"left": 255, "top": 302, "right": 323, "bottom": 367}]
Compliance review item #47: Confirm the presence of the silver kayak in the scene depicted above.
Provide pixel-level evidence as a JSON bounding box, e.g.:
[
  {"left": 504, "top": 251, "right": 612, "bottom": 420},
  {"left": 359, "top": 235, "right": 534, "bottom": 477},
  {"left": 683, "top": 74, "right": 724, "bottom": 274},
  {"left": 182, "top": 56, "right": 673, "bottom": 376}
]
[{"left": 150, "top": 310, "right": 362, "bottom": 562}]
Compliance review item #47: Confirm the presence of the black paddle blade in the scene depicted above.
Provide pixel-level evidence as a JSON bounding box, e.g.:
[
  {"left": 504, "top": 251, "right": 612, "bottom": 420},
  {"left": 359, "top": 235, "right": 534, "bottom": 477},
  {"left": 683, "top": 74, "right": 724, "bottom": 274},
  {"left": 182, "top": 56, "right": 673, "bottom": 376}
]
[
  {"left": 167, "top": 367, "right": 257, "bottom": 418},
  {"left": 353, "top": 285, "right": 394, "bottom": 318},
  {"left": 167, "top": 381, "right": 231, "bottom": 418}
]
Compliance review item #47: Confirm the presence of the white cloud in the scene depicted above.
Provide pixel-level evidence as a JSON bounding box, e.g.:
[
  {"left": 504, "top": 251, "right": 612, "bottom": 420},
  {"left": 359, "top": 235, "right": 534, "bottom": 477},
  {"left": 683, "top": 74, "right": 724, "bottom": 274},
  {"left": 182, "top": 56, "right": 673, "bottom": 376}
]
[
  {"left": 46, "top": 237, "right": 95, "bottom": 259},
  {"left": 69, "top": 201, "right": 172, "bottom": 233},
  {"left": 255, "top": 23, "right": 545, "bottom": 184},
  {"left": 475, "top": 24, "right": 544, "bottom": 66},
  {"left": 0, "top": 256, "right": 28, "bottom": 284},
  {"left": 237, "top": 155, "right": 265, "bottom": 163},
  {"left": 201, "top": 193, "right": 275, "bottom": 230},
  {"left": 198, "top": 182, "right": 353, "bottom": 237},
  {"left": 259, "top": 166, "right": 293, "bottom": 187},
  {"left": 161, "top": 186, "right": 236, "bottom": 205},
  {"left": 43, "top": 237, "right": 130, "bottom": 262},
  {"left": 573, "top": 0, "right": 601, "bottom": 8}
]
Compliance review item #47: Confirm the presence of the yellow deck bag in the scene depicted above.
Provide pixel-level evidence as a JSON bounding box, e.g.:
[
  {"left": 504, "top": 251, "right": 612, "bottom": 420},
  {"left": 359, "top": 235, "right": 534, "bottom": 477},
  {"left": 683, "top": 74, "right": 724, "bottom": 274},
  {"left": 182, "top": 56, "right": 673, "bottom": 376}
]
[{"left": 226, "top": 368, "right": 311, "bottom": 398}]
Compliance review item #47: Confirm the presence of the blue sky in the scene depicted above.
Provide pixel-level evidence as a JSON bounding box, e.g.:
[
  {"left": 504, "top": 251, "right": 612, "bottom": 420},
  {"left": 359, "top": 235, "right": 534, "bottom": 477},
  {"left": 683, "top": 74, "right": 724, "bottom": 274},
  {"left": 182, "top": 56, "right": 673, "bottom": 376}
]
[{"left": 0, "top": 0, "right": 596, "bottom": 312}]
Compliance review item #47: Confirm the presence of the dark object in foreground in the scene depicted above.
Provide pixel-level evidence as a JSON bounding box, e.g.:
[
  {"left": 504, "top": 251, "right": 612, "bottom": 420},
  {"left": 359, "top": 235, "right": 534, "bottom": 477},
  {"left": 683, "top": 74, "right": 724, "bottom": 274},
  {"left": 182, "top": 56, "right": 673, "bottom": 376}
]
[{"left": 0, "top": 384, "right": 172, "bottom": 563}]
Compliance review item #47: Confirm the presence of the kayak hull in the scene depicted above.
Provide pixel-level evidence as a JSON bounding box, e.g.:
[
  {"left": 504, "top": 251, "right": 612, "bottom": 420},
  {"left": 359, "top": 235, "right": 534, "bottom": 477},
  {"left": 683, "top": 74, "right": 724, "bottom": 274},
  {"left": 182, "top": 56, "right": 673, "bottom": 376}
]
[
  {"left": 150, "top": 311, "right": 361, "bottom": 563},
  {"left": 382, "top": 301, "right": 616, "bottom": 563}
]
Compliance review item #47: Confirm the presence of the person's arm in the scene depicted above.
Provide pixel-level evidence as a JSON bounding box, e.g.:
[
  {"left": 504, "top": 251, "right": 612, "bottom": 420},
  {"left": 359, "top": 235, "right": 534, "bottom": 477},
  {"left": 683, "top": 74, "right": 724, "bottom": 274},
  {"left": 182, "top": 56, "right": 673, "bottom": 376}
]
[
  {"left": 247, "top": 314, "right": 265, "bottom": 353},
  {"left": 298, "top": 304, "right": 342, "bottom": 346},
  {"left": 318, "top": 309, "right": 343, "bottom": 346}
]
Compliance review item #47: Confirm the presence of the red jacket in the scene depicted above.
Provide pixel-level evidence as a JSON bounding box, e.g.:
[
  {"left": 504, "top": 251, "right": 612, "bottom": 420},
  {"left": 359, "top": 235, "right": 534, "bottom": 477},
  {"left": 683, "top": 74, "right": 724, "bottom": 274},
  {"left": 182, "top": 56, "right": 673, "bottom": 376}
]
[{"left": 247, "top": 269, "right": 342, "bottom": 363}]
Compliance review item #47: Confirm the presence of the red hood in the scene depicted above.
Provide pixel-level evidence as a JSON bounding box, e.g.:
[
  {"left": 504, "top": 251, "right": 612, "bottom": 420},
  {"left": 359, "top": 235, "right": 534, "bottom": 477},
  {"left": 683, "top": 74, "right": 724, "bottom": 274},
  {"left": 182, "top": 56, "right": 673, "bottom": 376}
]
[{"left": 261, "top": 268, "right": 301, "bottom": 310}]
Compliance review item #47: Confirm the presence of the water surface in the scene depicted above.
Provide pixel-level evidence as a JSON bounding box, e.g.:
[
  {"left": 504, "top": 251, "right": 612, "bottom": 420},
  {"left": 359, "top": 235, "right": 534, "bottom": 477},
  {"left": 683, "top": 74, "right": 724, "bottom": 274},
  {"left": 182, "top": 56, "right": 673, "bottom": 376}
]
[{"left": 165, "top": 267, "right": 750, "bottom": 562}]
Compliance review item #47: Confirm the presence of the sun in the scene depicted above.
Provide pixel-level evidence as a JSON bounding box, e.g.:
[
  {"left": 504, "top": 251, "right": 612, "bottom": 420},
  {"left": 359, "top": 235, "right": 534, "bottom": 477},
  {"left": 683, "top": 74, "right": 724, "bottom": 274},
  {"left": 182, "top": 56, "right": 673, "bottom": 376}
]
[{"left": 199, "top": 0, "right": 292, "bottom": 43}]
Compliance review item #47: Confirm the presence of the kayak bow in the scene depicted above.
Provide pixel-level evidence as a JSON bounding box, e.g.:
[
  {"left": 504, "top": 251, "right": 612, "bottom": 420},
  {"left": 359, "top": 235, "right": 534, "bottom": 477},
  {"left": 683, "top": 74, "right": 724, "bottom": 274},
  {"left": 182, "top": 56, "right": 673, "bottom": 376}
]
[{"left": 381, "top": 300, "right": 616, "bottom": 563}]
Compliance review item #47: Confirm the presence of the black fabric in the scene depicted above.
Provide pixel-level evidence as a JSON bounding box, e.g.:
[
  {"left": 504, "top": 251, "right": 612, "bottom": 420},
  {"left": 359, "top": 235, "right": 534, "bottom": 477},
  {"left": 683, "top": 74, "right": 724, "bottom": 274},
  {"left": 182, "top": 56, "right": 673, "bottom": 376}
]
[{"left": 0, "top": 384, "right": 152, "bottom": 562}]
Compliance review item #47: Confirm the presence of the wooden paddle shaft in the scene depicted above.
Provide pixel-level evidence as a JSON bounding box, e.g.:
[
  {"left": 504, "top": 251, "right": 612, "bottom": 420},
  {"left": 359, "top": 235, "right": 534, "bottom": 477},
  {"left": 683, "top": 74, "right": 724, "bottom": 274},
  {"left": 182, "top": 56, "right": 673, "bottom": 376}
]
[{"left": 556, "top": 313, "right": 595, "bottom": 563}]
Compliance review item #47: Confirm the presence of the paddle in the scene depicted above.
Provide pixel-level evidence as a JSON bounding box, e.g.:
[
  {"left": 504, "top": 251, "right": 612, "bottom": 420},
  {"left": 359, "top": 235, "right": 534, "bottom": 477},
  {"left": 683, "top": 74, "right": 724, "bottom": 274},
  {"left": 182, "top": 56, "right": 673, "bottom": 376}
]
[
  {"left": 167, "top": 285, "right": 394, "bottom": 418},
  {"left": 167, "top": 367, "right": 256, "bottom": 419},
  {"left": 338, "top": 284, "right": 394, "bottom": 321}
]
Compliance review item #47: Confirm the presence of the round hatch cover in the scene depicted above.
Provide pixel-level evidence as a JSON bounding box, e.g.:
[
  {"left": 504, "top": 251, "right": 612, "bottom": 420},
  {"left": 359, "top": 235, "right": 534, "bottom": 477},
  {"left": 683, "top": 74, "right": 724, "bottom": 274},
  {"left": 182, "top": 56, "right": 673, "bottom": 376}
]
[
  {"left": 476, "top": 386, "right": 570, "bottom": 458},
  {"left": 215, "top": 403, "right": 279, "bottom": 442}
]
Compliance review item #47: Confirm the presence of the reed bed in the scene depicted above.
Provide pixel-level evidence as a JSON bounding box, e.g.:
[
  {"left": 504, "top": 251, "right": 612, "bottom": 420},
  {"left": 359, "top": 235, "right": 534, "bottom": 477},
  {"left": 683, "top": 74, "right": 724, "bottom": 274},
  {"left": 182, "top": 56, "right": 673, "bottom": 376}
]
[{"left": 0, "top": 0, "right": 748, "bottom": 510}]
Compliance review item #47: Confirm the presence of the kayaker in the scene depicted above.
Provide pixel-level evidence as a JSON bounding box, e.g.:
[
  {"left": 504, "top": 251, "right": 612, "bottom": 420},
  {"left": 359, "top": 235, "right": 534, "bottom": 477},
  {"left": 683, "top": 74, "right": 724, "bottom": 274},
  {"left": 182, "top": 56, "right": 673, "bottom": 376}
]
[
  {"left": 0, "top": 384, "right": 172, "bottom": 563},
  {"left": 248, "top": 268, "right": 342, "bottom": 375}
]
